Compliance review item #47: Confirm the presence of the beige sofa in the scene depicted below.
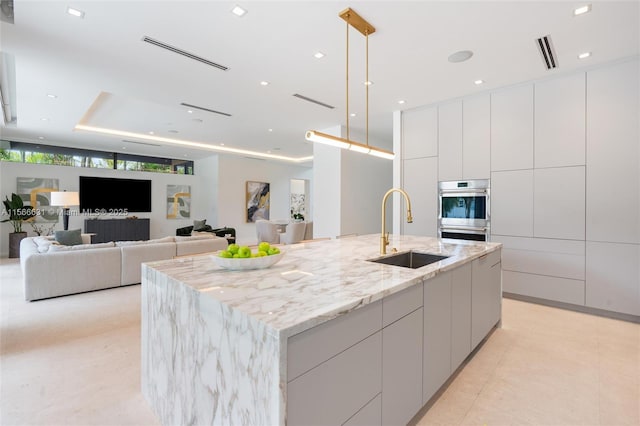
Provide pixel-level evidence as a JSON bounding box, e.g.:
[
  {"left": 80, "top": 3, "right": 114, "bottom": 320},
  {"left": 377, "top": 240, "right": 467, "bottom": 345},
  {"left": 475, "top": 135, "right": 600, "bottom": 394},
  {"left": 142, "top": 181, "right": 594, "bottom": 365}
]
[{"left": 20, "top": 234, "right": 227, "bottom": 301}]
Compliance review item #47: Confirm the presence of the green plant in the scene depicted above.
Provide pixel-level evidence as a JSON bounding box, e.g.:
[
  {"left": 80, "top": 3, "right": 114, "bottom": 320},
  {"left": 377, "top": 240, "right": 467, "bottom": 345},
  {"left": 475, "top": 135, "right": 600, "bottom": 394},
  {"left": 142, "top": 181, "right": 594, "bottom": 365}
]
[
  {"left": 1, "top": 193, "right": 36, "bottom": 233},
  {"left": 293, "top": 213, "right": 304, "bottom": 221}
]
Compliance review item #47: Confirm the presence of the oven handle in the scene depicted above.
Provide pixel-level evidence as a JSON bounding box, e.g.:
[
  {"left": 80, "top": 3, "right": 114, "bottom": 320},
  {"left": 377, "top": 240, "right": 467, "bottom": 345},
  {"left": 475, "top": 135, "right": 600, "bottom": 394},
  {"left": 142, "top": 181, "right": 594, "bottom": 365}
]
[
  {"left": 440, "top": 189, "right": 488, "bottom": 195},
  {"left": 440, "top": 226, "right": 488, "bottom": 232}
]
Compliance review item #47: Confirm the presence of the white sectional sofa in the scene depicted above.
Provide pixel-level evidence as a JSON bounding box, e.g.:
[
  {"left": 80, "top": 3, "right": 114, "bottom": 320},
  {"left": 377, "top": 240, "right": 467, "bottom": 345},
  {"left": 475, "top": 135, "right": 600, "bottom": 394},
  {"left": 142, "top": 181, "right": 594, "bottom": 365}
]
[{"left": 20, "top": 234, "right": 227, "bottom": 301}]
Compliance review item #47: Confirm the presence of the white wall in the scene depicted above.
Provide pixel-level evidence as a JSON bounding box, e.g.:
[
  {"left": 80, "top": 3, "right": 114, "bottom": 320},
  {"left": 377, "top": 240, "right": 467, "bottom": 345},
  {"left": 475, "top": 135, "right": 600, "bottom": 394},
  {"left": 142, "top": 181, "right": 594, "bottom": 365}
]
[
  {"left": 215, "top": 155, "right": 312, "bottom": 245},
  {"left": 312, "top": 126, "right": 393, "bottom": 239},
  {"left": 0, "top": 161, "right": 203, "bottom": 256}
]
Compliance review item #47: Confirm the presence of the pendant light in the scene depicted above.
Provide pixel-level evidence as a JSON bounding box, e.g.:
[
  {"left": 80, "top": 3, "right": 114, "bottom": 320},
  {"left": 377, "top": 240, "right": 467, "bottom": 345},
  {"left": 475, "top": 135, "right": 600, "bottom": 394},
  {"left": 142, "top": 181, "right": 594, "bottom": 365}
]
[{"left": 305, "top": 7, "right": 395, "bottom": 160}]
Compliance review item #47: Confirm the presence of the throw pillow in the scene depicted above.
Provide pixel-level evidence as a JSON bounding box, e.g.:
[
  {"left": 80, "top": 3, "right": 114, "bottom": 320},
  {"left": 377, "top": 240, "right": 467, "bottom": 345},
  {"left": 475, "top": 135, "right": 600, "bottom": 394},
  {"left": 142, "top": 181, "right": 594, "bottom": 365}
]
[
  {"left": 193, "top": 219, "right": 208, "bottom": 231},
  {"left": 55, "top": 229, "right": 83, "bottom": 246},
  {"left": 48, "top": 242, "right": 115, "bottom": 252}
]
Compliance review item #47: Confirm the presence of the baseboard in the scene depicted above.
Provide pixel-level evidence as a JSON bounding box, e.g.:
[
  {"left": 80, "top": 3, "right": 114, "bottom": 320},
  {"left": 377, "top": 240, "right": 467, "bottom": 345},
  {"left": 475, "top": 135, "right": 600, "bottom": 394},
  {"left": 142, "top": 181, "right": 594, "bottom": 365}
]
[{"left": 503, "top": 292, "right": 640, "bottom": 324}]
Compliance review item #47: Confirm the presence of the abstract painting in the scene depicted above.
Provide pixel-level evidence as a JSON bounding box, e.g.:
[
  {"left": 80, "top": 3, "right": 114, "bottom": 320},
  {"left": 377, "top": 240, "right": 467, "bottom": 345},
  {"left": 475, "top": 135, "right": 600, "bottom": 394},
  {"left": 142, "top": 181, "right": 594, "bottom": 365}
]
[
  {"left": 246, "top": 181, "right": 270, "bottom": 222},
  {"left": 16, "top": 177, "right": 59, "bottom": 222},
  {"left": 166, "top": 185, "right": 191, "bottom": 219}
]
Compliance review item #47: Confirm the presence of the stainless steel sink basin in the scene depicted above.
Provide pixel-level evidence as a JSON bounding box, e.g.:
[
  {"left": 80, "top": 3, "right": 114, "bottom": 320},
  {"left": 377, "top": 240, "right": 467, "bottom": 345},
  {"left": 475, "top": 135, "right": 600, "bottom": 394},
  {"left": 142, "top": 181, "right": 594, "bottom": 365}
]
[{"left": 368, "top": 250, "right": 449, "bottom": 269}]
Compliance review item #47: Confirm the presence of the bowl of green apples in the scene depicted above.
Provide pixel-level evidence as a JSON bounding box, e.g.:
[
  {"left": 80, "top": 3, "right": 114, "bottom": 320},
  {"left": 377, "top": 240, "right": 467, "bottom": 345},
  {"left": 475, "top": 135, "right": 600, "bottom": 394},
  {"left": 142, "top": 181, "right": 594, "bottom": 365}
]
[{"left": 213, "top": 242, "right": 284, "bottom": 270}]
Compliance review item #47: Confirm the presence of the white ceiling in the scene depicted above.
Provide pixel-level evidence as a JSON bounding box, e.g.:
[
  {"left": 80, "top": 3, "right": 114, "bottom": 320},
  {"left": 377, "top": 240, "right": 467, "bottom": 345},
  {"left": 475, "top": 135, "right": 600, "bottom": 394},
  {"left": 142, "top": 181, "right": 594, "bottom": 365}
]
[{"left": 1, "top": 1, "right": 638, "bottom": 164}]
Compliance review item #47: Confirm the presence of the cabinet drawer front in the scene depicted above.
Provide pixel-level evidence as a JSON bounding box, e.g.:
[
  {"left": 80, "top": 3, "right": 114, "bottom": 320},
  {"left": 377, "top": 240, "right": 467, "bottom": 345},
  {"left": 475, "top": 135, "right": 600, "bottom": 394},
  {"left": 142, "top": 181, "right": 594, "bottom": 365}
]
[
  {"left": 383, "top": 283, "right": 423, "bottom": 327},
  {"left": 287, "top": 300, "right": 382, "bottom": 381},
  {"left": 343, "top": 394, "right": 381, "bottom": 426},
  {"left": 287, "top": 331, "right": 382, "bottom": 426},
  {"left": 475, "top": 249, "right": 501, "bottom": 268}
]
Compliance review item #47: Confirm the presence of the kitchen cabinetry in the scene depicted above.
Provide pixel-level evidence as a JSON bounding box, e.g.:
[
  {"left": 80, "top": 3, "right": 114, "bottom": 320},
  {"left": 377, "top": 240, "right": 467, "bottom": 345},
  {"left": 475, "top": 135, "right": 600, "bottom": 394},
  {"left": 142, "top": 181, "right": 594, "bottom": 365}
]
[
  {"left": 382, "top": 284, "right": 423, "bottom": 426},
  {"left": 533, "top": 166, "right": 585, "bottom": 240},
  {"left": 423, "top": 272, "right": 452, "bottom": 404},
  {"left": 451, "top": 263, "right": 472, "bottom": 371},
  {"left": 402, "top": 106, "right": 438, "bottom": 160},
  {"left": 403, "top": 157, "right": 438, "bottom": 237},
  {"left": 471, "top": 250, "right": 502, "bottom": 349},
  {"left": 438, "top": 100, "right": 463, "bottom": 181},
  {"left": 534, "top": 73, "right": 586, "bottom": 168},
  {"left": 491, "top": 84, "right": 534, "bottom": 171},
  {"left": 586, "top": 59, "right": 639, "bottom": 244},
  {"left": 491, "top": 170, "right": 534, "bottom": 237},
  {"left": 463, "top": 94, "right": 491, "bottom": 180},
  {"left": 586, "top": 242, "right": 640, "bottom": 316}
]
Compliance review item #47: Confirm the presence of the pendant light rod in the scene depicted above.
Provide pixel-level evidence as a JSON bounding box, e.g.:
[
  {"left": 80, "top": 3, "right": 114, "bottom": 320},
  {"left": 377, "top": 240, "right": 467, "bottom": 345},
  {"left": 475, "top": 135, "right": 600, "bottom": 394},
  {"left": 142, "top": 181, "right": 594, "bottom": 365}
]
[{"left": 305, "top": 7, "right": 394, "bottom": 160}]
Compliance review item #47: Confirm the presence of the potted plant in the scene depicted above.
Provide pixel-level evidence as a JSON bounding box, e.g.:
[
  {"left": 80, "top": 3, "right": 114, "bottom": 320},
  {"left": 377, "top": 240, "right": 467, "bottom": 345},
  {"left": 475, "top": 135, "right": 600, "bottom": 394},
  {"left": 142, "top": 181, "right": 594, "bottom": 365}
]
[{"left": 2, "top": 193, "right": 36, "bottom": 258}]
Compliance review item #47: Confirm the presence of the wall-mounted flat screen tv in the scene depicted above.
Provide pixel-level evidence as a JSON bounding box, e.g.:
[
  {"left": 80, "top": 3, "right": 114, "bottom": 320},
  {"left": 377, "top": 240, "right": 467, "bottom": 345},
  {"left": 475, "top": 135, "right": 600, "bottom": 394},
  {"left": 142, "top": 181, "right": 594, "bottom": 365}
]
[{"left": 79, "top": 176, "right": 152, "bottom": 213}]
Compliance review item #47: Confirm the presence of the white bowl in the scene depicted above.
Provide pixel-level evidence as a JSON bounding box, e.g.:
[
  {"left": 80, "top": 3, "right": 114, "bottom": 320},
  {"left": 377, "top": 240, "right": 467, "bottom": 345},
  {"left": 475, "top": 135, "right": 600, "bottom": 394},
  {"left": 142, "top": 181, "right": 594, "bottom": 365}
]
[{"left": 212, "top": 252, "right": 284, "bottom": 270}]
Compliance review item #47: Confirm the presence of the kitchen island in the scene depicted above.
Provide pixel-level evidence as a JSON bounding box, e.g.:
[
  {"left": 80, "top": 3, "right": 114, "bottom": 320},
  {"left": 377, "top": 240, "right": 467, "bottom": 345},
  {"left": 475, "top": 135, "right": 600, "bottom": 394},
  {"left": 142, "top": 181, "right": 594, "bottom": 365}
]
[{"left": 141, "top": 234, "right": 502, "bottom": 425}]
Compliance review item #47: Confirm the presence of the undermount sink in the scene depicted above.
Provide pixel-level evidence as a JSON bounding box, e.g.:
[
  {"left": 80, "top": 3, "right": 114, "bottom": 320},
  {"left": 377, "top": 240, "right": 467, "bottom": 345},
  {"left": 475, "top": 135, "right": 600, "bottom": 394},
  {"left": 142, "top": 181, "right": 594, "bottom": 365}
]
[{"left": 368, "top": 250, "right": 449, "bottom": 269}]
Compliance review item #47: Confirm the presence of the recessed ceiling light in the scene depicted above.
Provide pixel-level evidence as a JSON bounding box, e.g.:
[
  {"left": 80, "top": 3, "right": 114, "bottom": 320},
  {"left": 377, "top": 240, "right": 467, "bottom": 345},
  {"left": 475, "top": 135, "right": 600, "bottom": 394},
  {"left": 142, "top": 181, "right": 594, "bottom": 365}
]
[
  {"left": 350, "top": 113, "right": 357, "bottom": 117},
  {"left": 364, "top": 81, "right": 373, "bottom": 86},
  {"left": 40, "top": 118, "right": 49, "bottom": 121},
  {"left": 260, "top": 81, "right": 270, "bottom": 86},
  {"left": 448, "top": 50, "right": 474, "bottom": 63},
  {"left": 220, "top": 143, "right": 225, "bottom": 146},
  {"left": 38, "top": 136, "right": 45, "bottom": 140},
  {"left": 574, "top": 4, "right": 591, "bottom": 16},
  {"left": 268, "top": 128, "right": 273, "bottom": 132},
  {"left": 578, "top": 52, "right": 592, "bottom": 59},
  {"left": 122, "top": 147, "right": 126, "bottom": 150},
  {"left": 474, "top": 79, "right": 484, "bottom": 85},
  {"left": 46, "top": 94, "right": 57, "bottom": 99},
  {"left": 187, "top": 110, "right": 193, "bottom": 114},
  {"left": 67, "top": 7, "right": 85, "bottom": 18},
  {"left": 314, "top": 52, "right": 325, "bottom": 59},
  {"left": 148, "top": 131, "right": 155, "bottom": 135},
  {"left": 398, "top": 100, "right": 406, "bottom": 105},
  {"left": 231, "top": 5, "right": 247, "bottom": 17}
]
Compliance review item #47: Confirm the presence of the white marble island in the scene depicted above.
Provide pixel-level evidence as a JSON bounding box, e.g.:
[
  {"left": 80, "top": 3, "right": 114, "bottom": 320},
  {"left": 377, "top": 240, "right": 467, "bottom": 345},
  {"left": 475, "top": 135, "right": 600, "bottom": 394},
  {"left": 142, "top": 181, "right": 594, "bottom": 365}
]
[{"left": 141, "top": 234, "right": 502, "bottom": 426}]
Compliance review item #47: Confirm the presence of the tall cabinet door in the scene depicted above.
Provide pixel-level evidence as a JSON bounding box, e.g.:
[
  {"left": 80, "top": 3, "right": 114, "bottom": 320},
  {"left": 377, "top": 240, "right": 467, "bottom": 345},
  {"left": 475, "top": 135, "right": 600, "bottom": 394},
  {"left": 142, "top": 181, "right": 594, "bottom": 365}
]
[
  {"left": 438, "top": 100, "right": 463, "bottom": 181},
  {"left": 586, "top": 59, "right": 639, "bottom": 244},
  {"left": 471, "top": 250, "right": 502, "bottom": 349},
  {"left": 403, "top": 157, "right": 438, "bottom": 237},
  {"left": 463, "top": 94, "right": 491, "bottom": 180},
  {"left": 491, "top": 84, "right": 534, "bottom": 171},
  {"left": 451, "top": 263, "right": 472, "bottom": 371}
]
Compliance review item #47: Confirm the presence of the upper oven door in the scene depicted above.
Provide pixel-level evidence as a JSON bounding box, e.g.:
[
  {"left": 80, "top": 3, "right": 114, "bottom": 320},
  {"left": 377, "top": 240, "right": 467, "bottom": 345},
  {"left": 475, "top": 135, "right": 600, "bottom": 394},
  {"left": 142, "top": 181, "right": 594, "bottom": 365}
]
[{"left": 439, "top": 191, "right": 489, "bottom": 227}]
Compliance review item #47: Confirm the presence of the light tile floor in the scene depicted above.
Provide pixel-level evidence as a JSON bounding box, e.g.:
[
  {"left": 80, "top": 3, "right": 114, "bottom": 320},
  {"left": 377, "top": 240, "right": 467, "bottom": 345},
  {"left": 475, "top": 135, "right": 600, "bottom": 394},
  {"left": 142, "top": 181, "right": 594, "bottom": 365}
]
[{"left": 1, "top": 258, "right": 638, "bottom": 425}]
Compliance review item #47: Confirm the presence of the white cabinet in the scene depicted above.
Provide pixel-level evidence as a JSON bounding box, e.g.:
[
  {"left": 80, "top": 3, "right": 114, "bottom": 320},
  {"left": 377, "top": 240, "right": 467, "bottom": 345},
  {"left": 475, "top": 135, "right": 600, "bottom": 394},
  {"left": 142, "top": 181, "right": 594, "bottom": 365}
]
[
  {"left": 491, "top": 170, "right": 534, "bottom": 237},
  {"left": 463, "top": 94, "right": 491, "bottom": 180},
  {"left": 471, "top": 250, "right": 502, "bottom": 349},
  {"left": 586, "top": 59, "right": 640, "bottom": 244},
  {"left": 533, "top": 166, "right": 585, "bottom": 240},
  {"left": 451, "top": 263, "right": 471, "bottom": 371},
  {"left": 403, "top": 157, "right": 438, "bottom": 237},
  {"left": 491, "top": 84, "right": 534, "bottom": 171},
  {"left": 382, "top": 308, "right": 423, "bottom": 426},
  {"left": 586, "top": 242, "right": 640, "bottom": 316},
  {"left": 502, "top": 271, "right": 585, "bottom": 306},
  {"left": 438, "top": 100, "right": 463, "bottom": 181},
  {"left": 534, "top": 73, "right": 586, "bottom": 168},
  {"left": 287, "top": 332, "right": 382, "bottom": 426},
  {"left": 403, "top": 106, "right": 438, "bottom": 160},
  {"left": 423, "top": 271, "right": 452, "bottom": 404},
  {"left": 344, "top": 394, "right": 381, "bottom": 426}
]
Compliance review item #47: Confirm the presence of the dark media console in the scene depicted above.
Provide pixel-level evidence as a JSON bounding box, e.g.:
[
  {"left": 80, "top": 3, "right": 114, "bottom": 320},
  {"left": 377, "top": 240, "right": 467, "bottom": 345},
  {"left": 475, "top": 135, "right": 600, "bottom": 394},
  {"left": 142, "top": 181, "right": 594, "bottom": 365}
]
[{"left": 85, "top": 218, "right": 150, "bottom": 243}]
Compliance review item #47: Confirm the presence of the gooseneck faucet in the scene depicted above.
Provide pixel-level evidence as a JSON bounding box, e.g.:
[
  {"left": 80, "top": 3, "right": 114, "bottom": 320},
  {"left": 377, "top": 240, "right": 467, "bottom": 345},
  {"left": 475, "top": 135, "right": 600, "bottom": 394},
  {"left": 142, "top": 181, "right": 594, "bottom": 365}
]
[{"left": 381, "top": 188, "right": 413, "bottom": 255}]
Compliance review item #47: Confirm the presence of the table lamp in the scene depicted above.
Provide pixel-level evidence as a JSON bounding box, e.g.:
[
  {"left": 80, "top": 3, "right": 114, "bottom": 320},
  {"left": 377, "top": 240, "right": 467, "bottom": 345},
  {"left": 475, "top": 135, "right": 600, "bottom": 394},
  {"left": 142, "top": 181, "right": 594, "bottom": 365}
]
[{"left": 51, "top": 191, "right": 80, "bottom": 231}]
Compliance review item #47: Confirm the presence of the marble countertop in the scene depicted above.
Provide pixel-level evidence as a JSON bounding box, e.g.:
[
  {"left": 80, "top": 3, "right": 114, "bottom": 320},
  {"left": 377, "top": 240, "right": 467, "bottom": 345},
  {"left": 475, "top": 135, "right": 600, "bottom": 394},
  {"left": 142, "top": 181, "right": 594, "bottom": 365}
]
[{"left": 145, "top": 234, "right": 501, "bottom": 339}]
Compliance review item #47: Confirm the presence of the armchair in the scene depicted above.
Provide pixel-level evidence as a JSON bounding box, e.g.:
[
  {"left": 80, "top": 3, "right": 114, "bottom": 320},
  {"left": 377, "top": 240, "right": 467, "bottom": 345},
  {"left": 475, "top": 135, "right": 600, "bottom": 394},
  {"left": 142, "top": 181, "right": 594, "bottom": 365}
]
[
  {"left": 279, "top": 221, "right": 306, "bottom": 245},
  {"left": 255, "top": 220, "right": 280, "bottom": 244}
]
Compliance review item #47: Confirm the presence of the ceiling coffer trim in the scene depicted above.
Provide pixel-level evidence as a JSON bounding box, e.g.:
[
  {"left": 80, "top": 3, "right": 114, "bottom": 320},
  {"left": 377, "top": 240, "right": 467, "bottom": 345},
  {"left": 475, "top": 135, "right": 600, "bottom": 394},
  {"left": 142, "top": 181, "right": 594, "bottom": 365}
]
[
  {"left": 180, "top": 102, "right": 232, "bottom": 117},
  {"left": 142, "top": 36, "right": 229, "bottom": 71},
  {"left": 292, "top": 93, "right": 335, "bottom": 109},
  {"left": 536, "top": 35, "right": 558, "bottom": 70}
]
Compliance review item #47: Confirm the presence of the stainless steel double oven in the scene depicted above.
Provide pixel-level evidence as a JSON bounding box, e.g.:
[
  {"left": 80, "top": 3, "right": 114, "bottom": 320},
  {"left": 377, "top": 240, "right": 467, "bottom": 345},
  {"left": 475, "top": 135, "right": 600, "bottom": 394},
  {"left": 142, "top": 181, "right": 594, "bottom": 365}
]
[{"left": 438, "top": 179, "right": 490, "bottom": 241}]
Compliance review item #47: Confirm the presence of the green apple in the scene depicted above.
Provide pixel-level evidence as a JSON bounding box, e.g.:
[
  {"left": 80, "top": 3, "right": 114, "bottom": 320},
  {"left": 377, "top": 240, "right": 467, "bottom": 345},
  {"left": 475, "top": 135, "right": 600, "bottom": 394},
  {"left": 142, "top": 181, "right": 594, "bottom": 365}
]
[
  {"left": 267, "top": 247, "right": 280, "bottom": 255},
  {"left": 227, "top": 243, "right": 240, "bottom": 255},
  {"left": 258, "top": 242, "right": 271, "bottom": 253},
  {"left": 238, "top": 246, "right": 252, "bottom": 258},
  {"left": 233, "top": 253, "right": 240, "bottom": 258},
  {"left": 258, "top": 250, "right": 267, "bottom": 257},
  {"left": 218, "top": 250, "right": 232, "bottom": 258}
]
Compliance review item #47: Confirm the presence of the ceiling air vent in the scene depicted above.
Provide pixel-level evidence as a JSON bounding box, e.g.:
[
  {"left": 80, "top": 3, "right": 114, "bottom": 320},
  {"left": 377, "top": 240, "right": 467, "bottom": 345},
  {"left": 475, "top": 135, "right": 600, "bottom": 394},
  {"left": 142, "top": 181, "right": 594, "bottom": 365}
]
[
  {"left": 293, "top": 93, "right": 335, "bottom": 109},
  {"left": 142, "top": 36, "right": 229, "bottom": 71},
  {"left": 180, "top": 102, "right": 231, "bottom": 117},
  {"left": 122, "top": 140, "right": 161, "bottom": 147},
  {"left": 536, "top": 35, "right": 558, "bottom": 70}
]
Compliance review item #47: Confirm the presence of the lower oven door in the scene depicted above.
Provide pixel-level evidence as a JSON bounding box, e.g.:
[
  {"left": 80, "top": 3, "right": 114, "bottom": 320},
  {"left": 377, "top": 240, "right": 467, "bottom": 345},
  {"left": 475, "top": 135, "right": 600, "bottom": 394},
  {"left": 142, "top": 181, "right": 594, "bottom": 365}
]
[
  {"left": 440, "top": 192, "right": 488, "bottom": 227},
  {"left": 440, "top": 226, "right": 489, "bottom": 242}
]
